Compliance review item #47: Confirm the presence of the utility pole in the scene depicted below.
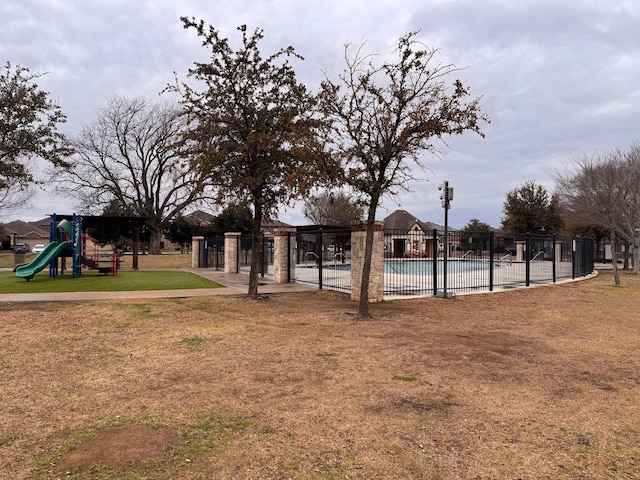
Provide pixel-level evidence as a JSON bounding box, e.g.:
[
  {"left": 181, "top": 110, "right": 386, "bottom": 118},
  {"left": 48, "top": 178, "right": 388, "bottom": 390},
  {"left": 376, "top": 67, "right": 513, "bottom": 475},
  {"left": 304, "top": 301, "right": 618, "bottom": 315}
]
[{"left": 437, "top": 181, "right": 455, "bottom": 299}]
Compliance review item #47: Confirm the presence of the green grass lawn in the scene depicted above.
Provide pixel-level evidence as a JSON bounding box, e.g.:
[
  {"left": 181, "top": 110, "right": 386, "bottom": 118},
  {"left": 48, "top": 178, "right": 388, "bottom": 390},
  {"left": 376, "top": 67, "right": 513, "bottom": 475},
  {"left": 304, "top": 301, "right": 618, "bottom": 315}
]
[{"left": 0, "top": 270, "right": 222, "bottom": 294}]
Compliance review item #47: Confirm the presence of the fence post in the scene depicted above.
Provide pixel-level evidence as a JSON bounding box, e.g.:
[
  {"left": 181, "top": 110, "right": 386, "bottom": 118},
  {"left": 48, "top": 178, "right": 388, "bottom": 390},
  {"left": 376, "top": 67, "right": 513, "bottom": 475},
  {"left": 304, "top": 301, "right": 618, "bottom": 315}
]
[
  {"left": 288, "top": 232, "right": 292, "bottom": 283},
  {"left": 224, "top": 232, "right": 240, "bottom": 273},
  {"left": 191, "top": 236, "right": 204, "bottom": 268},
  {"left": 214, "top": 238, "right": 221, "bottom": 270},
  {"left": 489, "top": 232, "right": 494, "bottom": 291},
  {"left": 552, "top": 234, "right": 557, "bottom": 283},
  {"left": 273, "top": 227, "right": 296, "bottom": 283},
  {"left": 432, "top": 229, "right": 438, "bottom": 296},
  {"left": 572, "top": 236, "right": 577, "bottom": 279},
  {"left": 318, "top": 228, "right": 323, "bottom": 290},
  {"left": 350, "top": 221, "right": 385, "bottom": 303},
  {"left": 525, "top": 233, "right": 531, "bottom": 287},
  {"left": 260, "top": 234, "right": 265, "bottom": 277}
]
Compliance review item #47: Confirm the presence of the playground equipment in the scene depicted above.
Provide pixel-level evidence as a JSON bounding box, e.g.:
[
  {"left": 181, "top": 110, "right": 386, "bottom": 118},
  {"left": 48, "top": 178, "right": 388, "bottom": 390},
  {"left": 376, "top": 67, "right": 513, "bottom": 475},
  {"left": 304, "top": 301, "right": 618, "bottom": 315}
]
[
  {"left": 14, "top": 214, "right": 119, "bottom": 281},
  {"left": 80, "top": 231, "right": 119, "bottom": 275}
]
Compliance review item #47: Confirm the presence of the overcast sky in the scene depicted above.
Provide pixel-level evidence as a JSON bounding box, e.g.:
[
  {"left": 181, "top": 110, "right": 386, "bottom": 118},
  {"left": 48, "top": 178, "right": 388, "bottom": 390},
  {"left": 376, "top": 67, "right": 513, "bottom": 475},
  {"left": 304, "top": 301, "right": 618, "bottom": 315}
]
[{"left": 2, "top": 0, "right": 639, "bottom": 228}]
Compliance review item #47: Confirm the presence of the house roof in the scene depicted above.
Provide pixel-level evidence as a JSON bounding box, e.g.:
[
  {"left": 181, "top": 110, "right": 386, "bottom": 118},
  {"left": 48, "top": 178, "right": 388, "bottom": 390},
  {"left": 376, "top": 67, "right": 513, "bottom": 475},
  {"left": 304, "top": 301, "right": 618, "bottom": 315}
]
[
  {"left": 3, "top": 219, "right": 49, "bottom": 239},
  {"left": 186, "top": 210, "right": 216, "bottom": 225},
  {"left": 261, "top": 219, "right": 292, "bottom": 232},
  {"left": 383, "top": 209, "right": 452, "bottom": 232},
  {"left": 51, "top": 214, "right": 149, "bottom": 230},
  {"left": 383, "top": 210, "right": 420, "bottom": 230},
  {"left": 421, "top": 220, "right": 447, "bottom": 231}
]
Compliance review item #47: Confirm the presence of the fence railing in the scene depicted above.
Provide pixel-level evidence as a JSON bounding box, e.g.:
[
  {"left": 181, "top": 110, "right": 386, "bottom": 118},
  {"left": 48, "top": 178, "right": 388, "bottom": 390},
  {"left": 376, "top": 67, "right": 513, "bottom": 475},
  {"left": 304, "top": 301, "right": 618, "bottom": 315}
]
[
  {"left": 383, "top": 229, "right": 594, "bottom": 296},
  {"left": 294, "top": 228, "right": 352, "bottom": 292},
  {"left": 197, "top": 236, "right": 225, "bottom": 270},
  {"left": 197, "top": 228, "right": 594, "bottom": 298},
  {"left": 238, "top": 234, "right": 274, "bottom": 278}
]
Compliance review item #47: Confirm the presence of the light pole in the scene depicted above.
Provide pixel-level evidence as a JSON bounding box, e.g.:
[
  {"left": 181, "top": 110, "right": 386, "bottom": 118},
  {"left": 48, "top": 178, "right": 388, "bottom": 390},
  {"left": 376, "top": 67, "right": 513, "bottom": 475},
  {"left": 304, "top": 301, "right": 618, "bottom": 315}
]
[{"left": 437, "top": 180, "right": 454, "bottom": 299}]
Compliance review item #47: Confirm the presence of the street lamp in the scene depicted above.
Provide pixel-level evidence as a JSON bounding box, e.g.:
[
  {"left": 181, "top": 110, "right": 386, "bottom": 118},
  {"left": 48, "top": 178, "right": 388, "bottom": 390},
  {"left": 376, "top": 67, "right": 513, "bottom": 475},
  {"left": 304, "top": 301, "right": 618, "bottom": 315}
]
[{"left": 437, "top": 181, "right": 455, "bottom": 299}]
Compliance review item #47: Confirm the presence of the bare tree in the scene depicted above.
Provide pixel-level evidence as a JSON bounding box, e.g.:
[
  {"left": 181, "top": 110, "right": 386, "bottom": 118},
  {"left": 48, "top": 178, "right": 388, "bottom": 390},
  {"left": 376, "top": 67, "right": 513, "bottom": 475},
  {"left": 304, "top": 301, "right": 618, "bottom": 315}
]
[
  {"left": 55, "top": 96, "right": 205, "bottom": 254},
  {"left": 0, "top": 62, "right": 72, "bottom": 213},
  {"left": 303, "top": 190, "right": 364, "bottom": 226},
  {"left": 170, "top": 19, "right": 332, "bottom": 299},
  {"left": 319, "top": 32, "right": 488, "bottom": 317},
  {"left": 555, "top": 144, "right": 640, "bottom": 285}
]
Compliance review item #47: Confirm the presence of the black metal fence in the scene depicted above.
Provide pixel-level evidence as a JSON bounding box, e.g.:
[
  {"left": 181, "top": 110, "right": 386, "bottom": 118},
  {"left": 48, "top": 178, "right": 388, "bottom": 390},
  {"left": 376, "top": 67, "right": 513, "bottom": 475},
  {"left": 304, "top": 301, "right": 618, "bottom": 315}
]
[
  {"left": 294, "top": 228, "right": 352, "bottom": 292},
  {"left": 197, "top": 228, "right": 594, "bottom": 298},
  {"left": 237, "top": 234, "right": 274, "bottom": 277},
  {"left": 197, "top": 236, "right": 225, "bottom": 270},
  {"left": 198, "top": 234, "right": 275, "bottom": 275},
  {"left": 383, "top": 229, "right": 594, "bottom": 296}
]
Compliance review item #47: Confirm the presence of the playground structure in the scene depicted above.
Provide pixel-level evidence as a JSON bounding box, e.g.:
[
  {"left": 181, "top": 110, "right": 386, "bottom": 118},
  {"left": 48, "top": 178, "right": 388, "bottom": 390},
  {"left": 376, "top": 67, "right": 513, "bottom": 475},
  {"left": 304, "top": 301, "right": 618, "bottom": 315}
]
[{"left": 14, "top": 214, "right": 119, "bottom": 281}]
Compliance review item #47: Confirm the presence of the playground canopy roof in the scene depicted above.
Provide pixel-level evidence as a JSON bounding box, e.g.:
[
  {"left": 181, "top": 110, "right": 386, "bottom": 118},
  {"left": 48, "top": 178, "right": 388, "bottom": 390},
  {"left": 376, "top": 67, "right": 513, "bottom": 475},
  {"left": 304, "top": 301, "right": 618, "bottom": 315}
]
[
  {"left": 49, "top": 214, "right": 149, "bottom": 230},
  {"left": 48, "top": 214, "right": 149, "bottom": 270}
]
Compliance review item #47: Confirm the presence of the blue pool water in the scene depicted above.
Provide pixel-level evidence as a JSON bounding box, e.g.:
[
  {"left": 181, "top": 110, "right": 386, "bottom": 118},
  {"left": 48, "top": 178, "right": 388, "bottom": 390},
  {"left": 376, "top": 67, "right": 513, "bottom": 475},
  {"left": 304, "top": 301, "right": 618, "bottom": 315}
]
[
  {"left": 317, "top": 259, "right": 492, "bottom": 274},
  {"left": 385, "top": 259, "right": 490, "bottom": 275}
]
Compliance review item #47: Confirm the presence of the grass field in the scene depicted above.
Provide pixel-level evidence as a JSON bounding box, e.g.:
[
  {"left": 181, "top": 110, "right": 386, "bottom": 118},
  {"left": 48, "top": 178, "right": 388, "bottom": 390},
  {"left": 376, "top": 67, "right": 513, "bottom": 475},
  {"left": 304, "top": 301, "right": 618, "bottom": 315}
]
[
  {"left": 0, "top": 270, "right": 221, "bottom": 293},
  {"left": 1, "top": 270, "right": 639, "bottom": 479},
  {"left": 0, "top": 251, "right": 192, "bottom": 270},
  {"left": 0, "top": 252, "right": 216, "bottom": 293}
]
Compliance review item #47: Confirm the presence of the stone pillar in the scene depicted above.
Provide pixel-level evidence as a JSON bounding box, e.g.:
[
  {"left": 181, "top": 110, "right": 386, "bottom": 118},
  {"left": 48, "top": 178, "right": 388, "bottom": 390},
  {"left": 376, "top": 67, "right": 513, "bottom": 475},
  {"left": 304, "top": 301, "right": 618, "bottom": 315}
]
[
  {"left": 224, "top": 232, "right": 241, "bottom": 273},
  {"left": 273, "top": 228, "right": 296, "bottom": 283},
  {"left": 516, "top": 241, "right": 526, "bottom": 262},
  {"left": 351, "top": 221, "right": 385, "bottom": 303},
  {"left": 191, "top": 236, "right": 204, "bottom": 268}
]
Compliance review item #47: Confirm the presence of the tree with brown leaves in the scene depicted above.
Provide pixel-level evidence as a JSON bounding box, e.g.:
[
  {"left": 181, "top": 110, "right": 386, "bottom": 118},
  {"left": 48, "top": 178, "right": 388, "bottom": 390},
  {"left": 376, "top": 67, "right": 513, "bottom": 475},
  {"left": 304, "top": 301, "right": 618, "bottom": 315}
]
[
  {"left": 318, "top": 32, "right": 489, "bottom": 317},
  {"left": 0, "top": 62, "right": 72, "bottom": 213},
  {"left": 171, "top": 18, "right": 332, "bottom": 299}
]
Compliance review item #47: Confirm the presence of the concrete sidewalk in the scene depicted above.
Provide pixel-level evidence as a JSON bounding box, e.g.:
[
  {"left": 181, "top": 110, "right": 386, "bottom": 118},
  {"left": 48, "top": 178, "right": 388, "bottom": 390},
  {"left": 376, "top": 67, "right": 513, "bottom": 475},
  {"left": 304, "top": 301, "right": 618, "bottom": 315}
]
[{"left": 0, "top": 269, "right": 315, "bottom": 302}]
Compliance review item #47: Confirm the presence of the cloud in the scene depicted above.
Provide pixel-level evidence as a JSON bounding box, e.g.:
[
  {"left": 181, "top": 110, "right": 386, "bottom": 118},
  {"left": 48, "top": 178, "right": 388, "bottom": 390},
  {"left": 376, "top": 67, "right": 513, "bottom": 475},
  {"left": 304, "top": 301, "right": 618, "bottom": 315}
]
[{"left": 2, "top": 0, "right": 639, "bottom": 228}]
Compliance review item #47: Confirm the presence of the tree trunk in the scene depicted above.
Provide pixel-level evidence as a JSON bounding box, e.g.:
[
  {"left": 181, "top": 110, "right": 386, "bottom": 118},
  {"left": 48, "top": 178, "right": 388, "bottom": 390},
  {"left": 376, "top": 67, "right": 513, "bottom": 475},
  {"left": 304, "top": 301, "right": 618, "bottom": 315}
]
[
  {"left": 358, "top": 195, "right": 380, "bottom": 319},
  {"left": 624, "top": 243, "right": 630, "bottom": 270},
  {"left": 248, "top": 202, "right": 262, "bottom": 299},
  {"left": 149, "top": 225, "right": 162, "bottom": 255},
  {"left": 611, "top": 229, "right": 620, "bottom": 287}
]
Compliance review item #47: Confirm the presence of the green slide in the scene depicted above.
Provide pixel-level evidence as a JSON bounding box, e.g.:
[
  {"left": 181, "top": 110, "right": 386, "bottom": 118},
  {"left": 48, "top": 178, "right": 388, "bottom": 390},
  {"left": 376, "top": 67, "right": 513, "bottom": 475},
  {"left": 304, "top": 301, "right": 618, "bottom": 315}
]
[{"left": 15, "top": 241, "right": 72, "bottom": 281}]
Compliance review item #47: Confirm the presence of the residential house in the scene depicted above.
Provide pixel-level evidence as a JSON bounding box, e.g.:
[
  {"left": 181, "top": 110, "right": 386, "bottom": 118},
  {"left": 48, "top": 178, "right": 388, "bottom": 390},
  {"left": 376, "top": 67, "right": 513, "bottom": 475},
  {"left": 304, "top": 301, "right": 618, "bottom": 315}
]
[
  {"left": 3, "top": 219, "right": 50, "bottom": 251},
  {"left": 383, "top": 209, "right": 458, "bottom": 258}
]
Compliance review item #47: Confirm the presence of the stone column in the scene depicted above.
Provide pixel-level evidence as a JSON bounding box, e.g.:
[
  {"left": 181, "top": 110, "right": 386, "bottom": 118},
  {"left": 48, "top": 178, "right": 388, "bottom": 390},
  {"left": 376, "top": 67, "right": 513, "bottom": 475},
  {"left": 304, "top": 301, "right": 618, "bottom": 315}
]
[
  {"left": 516, "top": 241, "right": 526, "bottom": 262},
  {"left": 224, "top": 232, "right": 241, "bottom": 273},
  {"left": 351, "top": 221, "right": 385, "bottom": 303},
  {"left": 273, "top": 228, "right": 296, "bottom": 283},
  {"left": 191, "top": 236, "right": 204, "bottom": 268}
]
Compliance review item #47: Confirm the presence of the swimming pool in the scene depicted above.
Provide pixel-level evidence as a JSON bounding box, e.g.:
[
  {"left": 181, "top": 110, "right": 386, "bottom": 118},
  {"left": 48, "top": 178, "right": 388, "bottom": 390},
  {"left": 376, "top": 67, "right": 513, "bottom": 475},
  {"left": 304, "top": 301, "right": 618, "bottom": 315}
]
[
  {"left": 295, "top": 257, "right": 575, "bottom": 297},
  {"left": 384, "top": 259, "right": 491, "bottom": 275}
]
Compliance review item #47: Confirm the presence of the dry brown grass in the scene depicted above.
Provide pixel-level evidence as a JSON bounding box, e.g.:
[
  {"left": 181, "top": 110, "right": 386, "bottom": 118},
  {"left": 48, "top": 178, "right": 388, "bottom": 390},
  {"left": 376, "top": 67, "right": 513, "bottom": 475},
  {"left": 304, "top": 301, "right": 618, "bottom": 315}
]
[{"left": 1, "top": 270, "right": 639, "bottom": 479}]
